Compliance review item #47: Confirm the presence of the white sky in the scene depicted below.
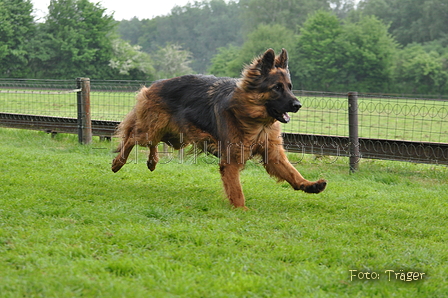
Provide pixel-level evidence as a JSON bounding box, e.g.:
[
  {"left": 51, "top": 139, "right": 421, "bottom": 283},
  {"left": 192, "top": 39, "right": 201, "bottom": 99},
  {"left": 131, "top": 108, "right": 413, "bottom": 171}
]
[{"left": 31, "top": 0, "right": 195, "bottom": 21}]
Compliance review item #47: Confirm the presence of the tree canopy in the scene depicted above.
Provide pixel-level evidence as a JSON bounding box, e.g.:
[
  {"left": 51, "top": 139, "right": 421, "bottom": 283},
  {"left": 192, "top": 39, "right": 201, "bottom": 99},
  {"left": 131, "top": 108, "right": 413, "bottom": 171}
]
[
  {"left": 209, "top": 24, "right": 295, "bottom": 78},
  {"left": 122, "top": 0, "right": 243, "bottom": 74},
  {"left": 0, "top": 0, "right": 34, "bottom": 77},
  {"left": 292, "top": 10, "right": 344, "bottom": 91},
  {"left": 32, "top": 0, "right": 116, "bottom": 79},
  {"left": 358, "top": 0, "right": 448, "bottom": 46}
]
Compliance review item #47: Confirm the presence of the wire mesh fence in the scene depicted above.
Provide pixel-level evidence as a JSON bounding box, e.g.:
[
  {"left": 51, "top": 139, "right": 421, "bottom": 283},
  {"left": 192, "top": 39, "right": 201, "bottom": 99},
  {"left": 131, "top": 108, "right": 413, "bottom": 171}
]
[
  {"left": 0, "top": 79, "right": 79, "bottom": 118},
  {"left": 88, "top": 79, "right": 152, "bottom": 121},
  {"left": 285, "top": 91, "right": 348, "bottom": 137},
  {"left": 358, "top": 95, "right": 447, "bottom": 143},
  {"left": 1, "top": 79, "right": 447, "bottom": 166},
  {"left": 288, "top": 91, "right": 448, "bottom": 144},
  {"left": 0, "top": 79, "right": 146, "bottom": 121}
]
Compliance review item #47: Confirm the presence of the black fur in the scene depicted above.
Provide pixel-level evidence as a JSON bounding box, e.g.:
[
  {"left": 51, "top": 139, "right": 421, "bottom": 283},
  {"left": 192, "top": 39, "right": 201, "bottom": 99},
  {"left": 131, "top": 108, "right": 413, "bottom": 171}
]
[{"left": 155, "top": 75, "right": 236, "bottom": 141}]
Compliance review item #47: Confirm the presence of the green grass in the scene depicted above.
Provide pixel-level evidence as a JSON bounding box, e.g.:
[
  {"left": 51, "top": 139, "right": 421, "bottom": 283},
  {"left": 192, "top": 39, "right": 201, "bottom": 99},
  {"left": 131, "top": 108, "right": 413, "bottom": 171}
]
[
  {"left": 1, "top": 89, "right": 447, "bottom": 142},
  {"left": 1, "top": 127, "right": 447, "bottom": 297}
]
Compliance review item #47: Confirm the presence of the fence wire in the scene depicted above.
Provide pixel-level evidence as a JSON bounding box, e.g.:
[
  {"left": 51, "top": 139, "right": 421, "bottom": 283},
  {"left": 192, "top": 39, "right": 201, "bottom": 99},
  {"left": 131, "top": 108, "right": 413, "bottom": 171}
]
[
  {"left": 0, "top": 79, "right": 147, "bottom": 122},
  {"left": 357, "top": 95, "right": 447, "bottom": 143},
  {"left": 287, "top": 91, "right": 348, "bottom": 137},
  {"left": 289, "top": 91, "right": 447, "bottom": 144},
  {"left": 88, "top": 79, "right": 145, "bottom": 121},
  {"left": 1, "top": 80, "right": 447, "bottom": 156},
  {"left": 0, "top": 79, "right": 79, "bottom": 118}
]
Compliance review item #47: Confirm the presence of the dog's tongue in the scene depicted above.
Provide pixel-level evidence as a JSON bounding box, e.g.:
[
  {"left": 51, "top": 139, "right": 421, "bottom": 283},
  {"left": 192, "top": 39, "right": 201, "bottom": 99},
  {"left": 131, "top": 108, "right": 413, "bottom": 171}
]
[{"left": 282, "top": 112, "right": 290, "bottom": 123}]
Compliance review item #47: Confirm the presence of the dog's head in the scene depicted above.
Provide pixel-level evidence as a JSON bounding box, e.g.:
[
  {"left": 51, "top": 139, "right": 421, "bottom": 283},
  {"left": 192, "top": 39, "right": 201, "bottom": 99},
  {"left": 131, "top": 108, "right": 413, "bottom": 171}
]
[{"left": 239, "top": 48, "right": 301, "bottom": 123}]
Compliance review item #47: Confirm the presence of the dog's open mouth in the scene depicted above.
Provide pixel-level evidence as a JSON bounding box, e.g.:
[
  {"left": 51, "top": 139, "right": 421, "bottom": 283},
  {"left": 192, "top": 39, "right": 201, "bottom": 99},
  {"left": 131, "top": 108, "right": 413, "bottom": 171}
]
[
  {"left": 273, "top": 109, "right": 291, "bottom": 123},
  {"left": 281, "top": 112, "right": 290, "bottom": 123}
]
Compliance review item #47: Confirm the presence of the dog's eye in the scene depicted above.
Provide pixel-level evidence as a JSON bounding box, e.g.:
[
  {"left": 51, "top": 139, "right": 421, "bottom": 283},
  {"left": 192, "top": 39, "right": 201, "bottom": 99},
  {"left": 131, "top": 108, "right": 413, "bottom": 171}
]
[{"left": 274, "top": 83, "right": 283, "bottom": 91}]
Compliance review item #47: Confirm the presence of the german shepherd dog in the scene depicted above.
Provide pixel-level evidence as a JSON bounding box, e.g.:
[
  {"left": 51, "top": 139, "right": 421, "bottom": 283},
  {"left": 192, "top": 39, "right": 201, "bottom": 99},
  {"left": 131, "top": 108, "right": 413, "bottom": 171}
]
[{"left": 112, "top": 48, "right": 326, "bottom": 208}]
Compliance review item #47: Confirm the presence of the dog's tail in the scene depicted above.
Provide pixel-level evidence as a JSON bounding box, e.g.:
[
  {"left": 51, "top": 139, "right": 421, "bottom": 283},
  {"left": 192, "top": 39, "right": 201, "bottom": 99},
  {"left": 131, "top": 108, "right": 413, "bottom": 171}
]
[
  {"left": 114, "top": 88, "right": 152, "bottom": 153},
  {"left": 114, "top": 86, "right": 159, "bottom": 153}
]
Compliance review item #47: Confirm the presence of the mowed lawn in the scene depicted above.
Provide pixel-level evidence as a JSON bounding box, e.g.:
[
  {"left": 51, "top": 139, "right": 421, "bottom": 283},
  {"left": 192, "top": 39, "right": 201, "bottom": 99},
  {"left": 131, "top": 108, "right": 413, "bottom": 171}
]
[{"left": 0, "top": 128, "right": 447, "bottom": 297}]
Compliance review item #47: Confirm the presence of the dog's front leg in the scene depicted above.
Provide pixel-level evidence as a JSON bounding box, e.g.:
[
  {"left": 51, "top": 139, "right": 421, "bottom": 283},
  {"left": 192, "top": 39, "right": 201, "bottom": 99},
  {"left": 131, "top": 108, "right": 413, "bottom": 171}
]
[
  {"left": 219, "top": 162, "right": 246, "bottom": 208},
  {"left": 263, "top": 146, "right": 327, "bottom": 194}
]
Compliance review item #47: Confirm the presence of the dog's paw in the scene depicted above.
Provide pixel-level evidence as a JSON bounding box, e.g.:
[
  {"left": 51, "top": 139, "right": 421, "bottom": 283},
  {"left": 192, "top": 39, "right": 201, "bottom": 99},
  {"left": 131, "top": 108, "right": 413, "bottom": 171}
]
[
  {"left": 304, "top": 179, "right": 327, "bottom": 194},
  {"left": 147, "top": 160, "right": 157, "bottom": 172},
  {"left": 111, "top": 159, "right": 124, "bottom": 173}
]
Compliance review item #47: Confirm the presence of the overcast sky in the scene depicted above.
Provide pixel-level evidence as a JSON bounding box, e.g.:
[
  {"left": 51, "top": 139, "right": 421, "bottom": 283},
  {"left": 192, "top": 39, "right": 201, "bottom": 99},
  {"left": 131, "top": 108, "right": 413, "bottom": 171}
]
[{"left": 31, "top": 0, "right": 196, "bottom": 21}]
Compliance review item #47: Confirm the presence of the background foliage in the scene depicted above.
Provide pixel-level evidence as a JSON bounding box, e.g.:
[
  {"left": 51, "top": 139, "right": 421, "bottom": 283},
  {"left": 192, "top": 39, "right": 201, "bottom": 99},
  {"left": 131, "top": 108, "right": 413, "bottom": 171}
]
[{"left": 0, "top": 0, "right": 447, "bottom": 94}]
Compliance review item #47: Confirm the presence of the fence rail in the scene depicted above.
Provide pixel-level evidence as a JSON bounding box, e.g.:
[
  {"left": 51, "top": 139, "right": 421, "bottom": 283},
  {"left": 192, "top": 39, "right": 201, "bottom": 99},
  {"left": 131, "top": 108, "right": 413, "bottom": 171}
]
[
  {"left": 282, "top": 134, "right": 448, "bottom": 165},
  {"left": 0, "top": 113, "right": 117, "bottom": 136},
  {"left": 1, "top": 78, "right": 447, "bottom": 169}
]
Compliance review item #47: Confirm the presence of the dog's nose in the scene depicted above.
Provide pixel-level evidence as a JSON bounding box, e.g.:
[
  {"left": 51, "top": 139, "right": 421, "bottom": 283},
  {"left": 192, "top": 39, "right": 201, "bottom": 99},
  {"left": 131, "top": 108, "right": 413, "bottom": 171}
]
[{"left": 292, "top": 101, "right": 302, "bottom": 112}]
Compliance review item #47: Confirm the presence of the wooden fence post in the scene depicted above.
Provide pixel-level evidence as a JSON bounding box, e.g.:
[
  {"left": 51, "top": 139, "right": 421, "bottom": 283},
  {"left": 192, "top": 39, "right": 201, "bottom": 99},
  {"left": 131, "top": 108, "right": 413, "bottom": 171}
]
[
  {"left": 348, "top": 91, "right": 360, "bottom": 172},
  {"left": 76, "top": 78, "right": 92, "bottom": 144}
]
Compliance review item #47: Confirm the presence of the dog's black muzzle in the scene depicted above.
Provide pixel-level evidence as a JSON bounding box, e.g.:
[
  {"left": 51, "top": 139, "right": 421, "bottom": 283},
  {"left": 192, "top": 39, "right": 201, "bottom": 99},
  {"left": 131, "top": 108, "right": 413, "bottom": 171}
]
[
  {"left": 291, "top": 100, "right": 302, "bottom": 113},
  {"left": 267, "top": 98, "right": 302, "bottom": 123}
]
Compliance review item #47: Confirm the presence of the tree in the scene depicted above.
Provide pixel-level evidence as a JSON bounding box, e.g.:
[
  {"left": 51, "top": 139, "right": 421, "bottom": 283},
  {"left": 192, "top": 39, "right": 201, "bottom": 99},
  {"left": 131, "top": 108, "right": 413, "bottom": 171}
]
[
  {"left": 240, "top": 24, "right": 296, "bottom": 63},
  {"left": 292, "top": 11, "right": 397, "bottom": 92},
  {"left": 132, "top": 17, "right": 158, "bottom": 53},
  {"left": 340, "top": 15, "right": 397, "bottom": 91},
  {"left": 109, "top": 39, "right": 155, "bottom": 80},
  {"left": 0, "top": 2, "right": 12, "bottom": 62},
  {"left": 116, "top": 17, "right": 143, "bottom": 45},
  {"left": 153, "top": 44, "right": 194, "bottom": 79},
  {"left": 154, "top": 0, "right": 243, "bottom": 73},
  {"left": 292, "top": 10, "right": 344, "bottom": 90},
  {"left": 0, "top": 0, "right": 35, "bottom": 77},
  {"left": 208, "top": 24, "right": 295, "bottom": 78},
  {"left": 331, "top": 0, "right": 356, "bottom": 19},
  {"left": 32, "top": 0, "right": 116, "bottom": 79},
  {"left": 239, "top": 0, "right": 331, "bottom": 33},
  {"left": 358, "top": 0, "right": 448, "bottom": 46},
  {"left": 121, "top": 0, "right": 243, "bottom": 74},
  {"left": 394, "top": 44, "right": 448, "bottom": 94},
  {"left": 208, "top": 45, "right": 241, "bottom": 77}
]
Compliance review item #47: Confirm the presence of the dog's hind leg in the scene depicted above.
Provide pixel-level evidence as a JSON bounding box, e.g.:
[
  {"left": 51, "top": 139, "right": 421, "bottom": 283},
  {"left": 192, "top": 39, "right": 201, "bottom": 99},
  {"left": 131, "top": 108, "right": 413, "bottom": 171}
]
[
  {"left": 112, "top": 136, "right": 136, "bottom": 173},
  {"left": 147, "top": 144, "right": 158, "bottom": 171},
  {"left": 219, "top": 163, "right": 246, "bottom": 209}
]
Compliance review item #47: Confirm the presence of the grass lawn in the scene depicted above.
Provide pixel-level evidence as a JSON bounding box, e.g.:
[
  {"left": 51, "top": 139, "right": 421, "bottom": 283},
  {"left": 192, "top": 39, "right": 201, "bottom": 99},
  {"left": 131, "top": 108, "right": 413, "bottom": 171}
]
[{"left": 0, "top": 127, "right": 447, "bottom": 297}]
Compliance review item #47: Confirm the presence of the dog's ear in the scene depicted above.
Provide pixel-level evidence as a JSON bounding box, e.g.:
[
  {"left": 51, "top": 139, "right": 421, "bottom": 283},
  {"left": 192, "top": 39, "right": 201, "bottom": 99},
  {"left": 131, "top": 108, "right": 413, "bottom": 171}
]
[
  {"left": 275, "top": 48, "right": 288, "bottom": 69},
  {"left": 258, "top": 48, "right": 275, "bottom": 75}
]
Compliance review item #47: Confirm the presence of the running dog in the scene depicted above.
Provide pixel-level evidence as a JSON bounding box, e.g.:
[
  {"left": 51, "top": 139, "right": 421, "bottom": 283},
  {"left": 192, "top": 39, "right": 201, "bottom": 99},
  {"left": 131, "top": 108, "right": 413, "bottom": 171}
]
[{"left": 112, "top": 48, "right": 327, "bottom": 208}]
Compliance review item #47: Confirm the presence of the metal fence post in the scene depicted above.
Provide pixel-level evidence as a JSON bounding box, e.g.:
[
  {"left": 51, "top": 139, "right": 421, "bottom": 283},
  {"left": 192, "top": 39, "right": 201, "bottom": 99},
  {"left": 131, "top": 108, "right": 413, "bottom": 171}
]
[
  {"left": 76, "top": 78, "right": 92, "bottom": 144},
  {"left": 348, "top": 91, "right": 360, "bottom": 172}
]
